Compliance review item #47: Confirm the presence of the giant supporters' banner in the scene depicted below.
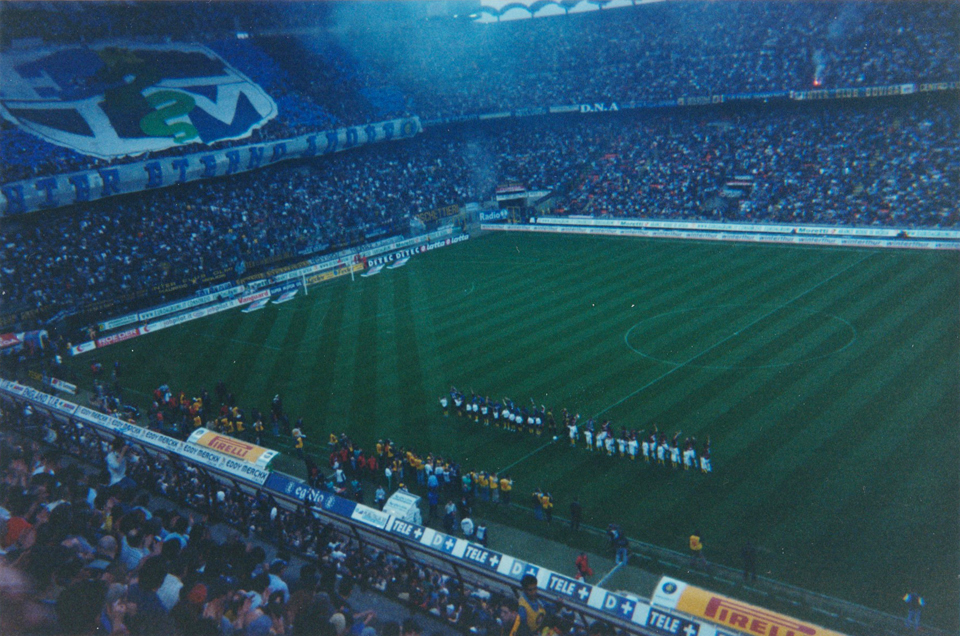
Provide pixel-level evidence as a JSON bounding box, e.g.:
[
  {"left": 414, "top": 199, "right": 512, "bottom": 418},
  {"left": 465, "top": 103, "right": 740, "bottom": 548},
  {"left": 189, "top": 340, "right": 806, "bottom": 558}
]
[
  {"left": 187, "top": 428, "right": 278, "bottom": 468},
  {"left": 0, "top": 114, "right": 421, "bottom": 216},
  {"left": 0, "top": 43, "right": 277, "bottom": 160},
  {"left": 653, "top": 577, "right": 847, "bottom": 636}
]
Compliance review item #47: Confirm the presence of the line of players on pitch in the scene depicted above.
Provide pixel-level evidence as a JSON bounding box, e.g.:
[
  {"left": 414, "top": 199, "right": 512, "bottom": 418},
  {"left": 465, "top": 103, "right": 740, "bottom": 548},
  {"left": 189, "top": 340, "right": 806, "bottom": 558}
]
[{"left": 441, "top": 387, "right": 712, "bottom": 473}]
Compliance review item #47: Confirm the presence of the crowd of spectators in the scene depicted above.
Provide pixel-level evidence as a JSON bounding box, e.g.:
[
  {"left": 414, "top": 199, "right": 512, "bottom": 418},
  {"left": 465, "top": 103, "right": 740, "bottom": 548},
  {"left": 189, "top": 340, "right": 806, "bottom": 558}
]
[
  {"left": 551, "top": 97, "right": 960, "bottom": 227},
  {"left": 0, "top": 133, "right": 475, "bottom": 321},
  {"left": 338, "top": 1, "right": 959, "bottom": 121},
  {"left": 0, "top": 2, "right": 327, "bottom": 47},
  {"left": 1, "top": 1, "right": 957, "bottom": 183},
  {"left": 0, "top": 401, "right": 594, "bottom": 636},
  {"left": 3, "top": 95, "right": 956, "bottom": 331}
]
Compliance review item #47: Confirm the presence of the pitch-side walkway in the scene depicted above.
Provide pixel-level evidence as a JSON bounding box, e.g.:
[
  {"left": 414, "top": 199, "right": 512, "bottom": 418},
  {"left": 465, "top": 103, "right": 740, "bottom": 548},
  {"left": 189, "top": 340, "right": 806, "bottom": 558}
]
[{"left": 477, "top": 514, "right": 943, "bottom": 636}]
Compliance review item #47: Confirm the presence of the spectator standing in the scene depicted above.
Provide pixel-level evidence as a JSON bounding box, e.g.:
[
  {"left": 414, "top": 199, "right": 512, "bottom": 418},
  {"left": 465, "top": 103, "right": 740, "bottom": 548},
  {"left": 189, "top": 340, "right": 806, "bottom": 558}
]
[
  {"left": 614, "top": 533, "right": 629, "bottom": 566},
  {"left": 475, "top": 522, "right": 488, "bottom": 546},
  {"left": 443, "top": 500, "right": 457, "bottom": 534},
  {"left": 689, "top": 530, "right": 707, "bottom": 568},
  {"left": 570, "top": 497, "right": 582, "bottom": 531},
  {"left": 374, "top": 485, "right": 387, "bottom": 510},
  {"left": 903, "top": 591, "right": 924, "bottom": 630},
  {"left": 126, "top": 556, "right": 176, "bottom": 636},
  {"left": 461, "top": 516, "right": 475, "bottom": 539},
  {"left": 574, "top": 552, "right": 593, "bottom": 581},
  {"left": 741, "top": 539, "right": 758, "bottom": 582},
  {"left": 499, "top": 475, "right": 512, "bottom": 505},
  {"left": 269, "top": 558, "right": 291, "bottom": 604},
  {"left": 510, "top": 574, "right": 560, "bottom": 636},
  {"left": 105, "top": 438, "right": 131, "bottom": 495}
]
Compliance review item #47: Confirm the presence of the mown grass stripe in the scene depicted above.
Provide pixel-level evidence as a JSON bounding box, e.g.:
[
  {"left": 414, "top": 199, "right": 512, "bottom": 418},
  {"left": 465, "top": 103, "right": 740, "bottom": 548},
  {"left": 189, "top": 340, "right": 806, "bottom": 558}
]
[
  {"left": 296, "top": 278, "right": 350, "bottom": 423},
  {"left": 451, "top": 244, "right": 784, "bottom": 402},
  {"left": 500, "top": 248, "right": 841, "bottom": 417},
  {"left": 739, "top": 317, "right": 958, "bottom": 605},
  {"left": 427, "top": 235, "right": 712, "bottom": 343},
  {"left": 594, "top": 252, "right": 874, "bottom": 417},
  {"left": 391, "top": 269, "right": 431, "bottom": 428},
  {"left": 344, "top": 274, "right": 381, "bottom": 431},
  {"left": 72, "top": 234, "right": 958, "bottom": 630},
  {"left": 709, "top": 287, "right": 956, "bottom": 543}
]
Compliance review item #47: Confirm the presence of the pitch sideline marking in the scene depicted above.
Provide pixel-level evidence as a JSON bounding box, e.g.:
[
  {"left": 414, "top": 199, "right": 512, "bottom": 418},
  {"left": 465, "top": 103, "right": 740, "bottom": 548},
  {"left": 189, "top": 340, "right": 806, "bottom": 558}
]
[
  {"left": 498, "top": 436, "right": 559, "bottom": 473},
  {"left": 595, "top": 252, "right": 876, "bottom": 417},
  {"left": 597, "top": 561, "right": 625, "bottom": 587}
]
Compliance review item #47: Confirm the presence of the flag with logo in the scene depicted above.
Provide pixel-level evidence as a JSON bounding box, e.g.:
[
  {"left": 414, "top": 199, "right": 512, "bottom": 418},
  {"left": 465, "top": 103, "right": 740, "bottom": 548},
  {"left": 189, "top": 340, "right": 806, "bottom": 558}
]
[{"left": 0, "top": 43, "right": 277, "bottom": 159}]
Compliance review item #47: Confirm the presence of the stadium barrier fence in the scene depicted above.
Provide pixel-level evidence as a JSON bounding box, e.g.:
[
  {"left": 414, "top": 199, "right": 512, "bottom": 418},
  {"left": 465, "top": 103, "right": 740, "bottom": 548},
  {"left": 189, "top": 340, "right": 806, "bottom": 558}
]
[{"left": 483, "top": 219, "right": 960, "bottom": 251}]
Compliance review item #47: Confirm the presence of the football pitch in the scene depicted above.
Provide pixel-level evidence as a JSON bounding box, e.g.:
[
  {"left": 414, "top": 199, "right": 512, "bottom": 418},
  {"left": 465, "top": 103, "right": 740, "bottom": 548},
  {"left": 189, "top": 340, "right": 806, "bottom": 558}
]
[{"left": 72, "top": 232, "right": 959, "bottom": 628}]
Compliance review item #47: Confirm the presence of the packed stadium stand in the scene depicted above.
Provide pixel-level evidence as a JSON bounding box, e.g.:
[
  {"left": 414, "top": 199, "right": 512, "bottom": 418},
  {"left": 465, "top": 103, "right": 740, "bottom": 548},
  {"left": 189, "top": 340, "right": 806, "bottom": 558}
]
[
  {"left": 0, "top": 406, "right": 513, "bottom": 636},
  {"left": 1, "top": 1, "right": 958, "bottom": 635},
  {"left": 1, "top": 1, "right": 957, "bottom": 180},
  {"left": 3, "top": 96, "right": 957, "bottom": 326}
]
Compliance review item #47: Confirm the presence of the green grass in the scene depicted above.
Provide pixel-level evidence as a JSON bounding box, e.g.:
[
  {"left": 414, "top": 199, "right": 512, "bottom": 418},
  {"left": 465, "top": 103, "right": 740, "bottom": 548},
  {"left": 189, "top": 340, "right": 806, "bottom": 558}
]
[{"left": 65, "top": 233, "right": 960, "bottom": 629}]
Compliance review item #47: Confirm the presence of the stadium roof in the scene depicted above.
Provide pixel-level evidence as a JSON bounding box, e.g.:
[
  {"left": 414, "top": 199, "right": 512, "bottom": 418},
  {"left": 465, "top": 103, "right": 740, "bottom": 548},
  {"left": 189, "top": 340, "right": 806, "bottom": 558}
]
[{"left": 475, "top": 0, "right": 666, "bottom": 23}]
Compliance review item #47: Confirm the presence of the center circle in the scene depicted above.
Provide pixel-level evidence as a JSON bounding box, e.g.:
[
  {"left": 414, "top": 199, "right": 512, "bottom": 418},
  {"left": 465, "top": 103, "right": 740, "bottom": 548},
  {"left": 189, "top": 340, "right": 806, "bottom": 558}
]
[{"left": 624, "top": 304, "right": 857, "bottom": 369}]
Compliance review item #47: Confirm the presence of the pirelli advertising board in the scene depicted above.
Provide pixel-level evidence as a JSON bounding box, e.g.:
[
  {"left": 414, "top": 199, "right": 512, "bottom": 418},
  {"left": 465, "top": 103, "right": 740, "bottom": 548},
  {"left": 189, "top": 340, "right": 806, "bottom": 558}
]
[
  {"left": 652, "top": 577, "right": 846, "bottom": 636},
  {"left": 188, "top": 428, "right": 279, "bottom": 468}
]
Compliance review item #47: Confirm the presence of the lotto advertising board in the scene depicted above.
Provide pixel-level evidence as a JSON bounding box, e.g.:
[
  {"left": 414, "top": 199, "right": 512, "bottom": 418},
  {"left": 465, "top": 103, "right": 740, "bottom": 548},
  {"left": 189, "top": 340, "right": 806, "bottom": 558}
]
[{"left": 653, "top": 577, "right": 846, "bottom": 636}]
